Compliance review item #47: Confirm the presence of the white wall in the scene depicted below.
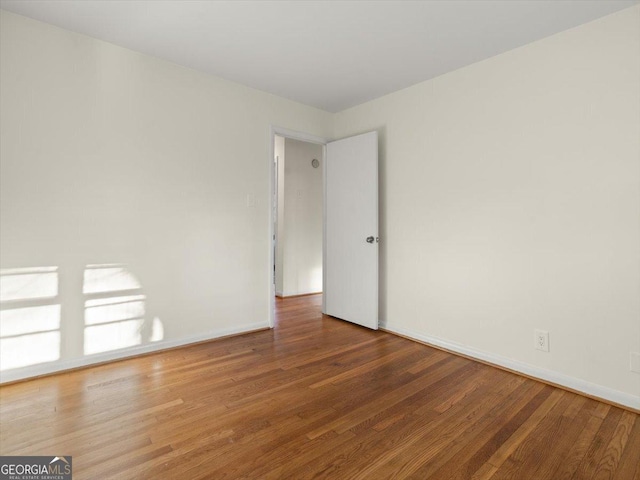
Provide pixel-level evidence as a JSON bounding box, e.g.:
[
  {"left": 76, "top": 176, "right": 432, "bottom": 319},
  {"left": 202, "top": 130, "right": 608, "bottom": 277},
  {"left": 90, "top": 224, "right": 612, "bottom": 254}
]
[
  {"left": 335, "top": 6, "right": 640, "bottom": 408},
  {"left": 0, "top": 10, "right": 333, "bottom": 382},
  {"left": 277, "top": 138, "right": 323, "bottom": 296}
]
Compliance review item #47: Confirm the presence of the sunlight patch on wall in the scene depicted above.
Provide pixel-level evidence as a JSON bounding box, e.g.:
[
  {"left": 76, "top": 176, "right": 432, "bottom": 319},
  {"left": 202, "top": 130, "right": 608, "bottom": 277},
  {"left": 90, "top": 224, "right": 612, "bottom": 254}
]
[
  {"left": 83, "top": 265, "right": 164, "bottom": 355},
  {"left": 0, "top": 268, "right": 61, "bottom": 370},
  {"left": 151, "top": 317, "right": 163, "bottom": 342},
  {"left": 1, "top": 305, "right": 61, "bottom": 336},
  {"left": 0, "top": 264, "right": 166, "bottom": 371},
  {"left": 0, "top": 331, "right": 61, "bottom": 371},
  {"left": 84, "top": 319, "right": 145, "bottom": 355},
  {"left": 0, "top": 266, "right": 58, "bottom": 301},
  {"left": 83, "top": 264, "right": 141, "bottom": 294},
  {"left": 85, "top": 295, "right": 145, "bottom": 325},
  {"left": 84, "top": 294, "right": 145, "bottom": 355}
]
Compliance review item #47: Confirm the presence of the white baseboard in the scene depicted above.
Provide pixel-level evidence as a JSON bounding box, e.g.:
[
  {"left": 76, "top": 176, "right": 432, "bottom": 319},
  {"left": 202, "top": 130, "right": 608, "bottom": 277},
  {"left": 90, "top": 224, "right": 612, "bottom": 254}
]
[
  {"left": 0, "top": 321, "right": 270, "bottom": 384},
  {"left": 383, "top": 322, "right": 640, "bottom": 411}
]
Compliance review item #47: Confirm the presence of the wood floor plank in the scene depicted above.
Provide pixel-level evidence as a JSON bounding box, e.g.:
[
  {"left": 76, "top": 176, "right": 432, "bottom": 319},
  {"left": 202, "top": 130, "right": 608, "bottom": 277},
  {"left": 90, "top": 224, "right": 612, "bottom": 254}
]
[
  {"left": 480, "top": 390, "right": 575, "bottom": 480},
  {"left": 572, "top": 407, "right": 625, "bottom": 480},
  {"left": 552, "top": 402, "right": 613, "bottom": 480},
  {"left": 449, "top": 384, "right": 558, "bottom": 480},
  {"left": 525, "top": 396, "right": 599, "bottom": 480},
  {"left": 1, "top": 294, "right": 638, "bottom": 479},
  {"left": 405, "top": 376, "right": 537, "bottom": 480},
  {"left": 591, "top": 411, "right": 636, "bottom": 480},
  {"left": 612, "top": 416, "right": 640, "bottom": 480},
  {"left": 344, "top": 371, "right": 524, "bottom": 479}
]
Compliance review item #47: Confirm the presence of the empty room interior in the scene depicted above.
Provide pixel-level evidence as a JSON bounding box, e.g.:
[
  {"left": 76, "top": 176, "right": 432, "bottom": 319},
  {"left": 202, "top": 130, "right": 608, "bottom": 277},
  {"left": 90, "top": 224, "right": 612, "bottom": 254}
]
[{"left": 0, "top": 1, "right": 639, "bottom": 479}]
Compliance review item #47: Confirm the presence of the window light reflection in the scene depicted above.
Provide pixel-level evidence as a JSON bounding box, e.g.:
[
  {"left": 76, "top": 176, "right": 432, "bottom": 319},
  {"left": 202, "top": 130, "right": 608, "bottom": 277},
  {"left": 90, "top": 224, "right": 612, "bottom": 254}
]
[
  {"left": 0, "top": 267, "right": 61, "bottom": 371},
  {"left": 83, "top": 264, "right": 141, "bottom": 294}
]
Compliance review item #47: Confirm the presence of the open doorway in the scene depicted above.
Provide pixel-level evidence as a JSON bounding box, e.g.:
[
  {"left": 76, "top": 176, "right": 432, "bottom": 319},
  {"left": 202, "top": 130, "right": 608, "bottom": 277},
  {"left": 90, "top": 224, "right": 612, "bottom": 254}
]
[
  {"left": 269, "top": 128, "right": 379, "bottom": 330},
  {"left": 273, "top": 135, "right": 324, "bottom": 299}
]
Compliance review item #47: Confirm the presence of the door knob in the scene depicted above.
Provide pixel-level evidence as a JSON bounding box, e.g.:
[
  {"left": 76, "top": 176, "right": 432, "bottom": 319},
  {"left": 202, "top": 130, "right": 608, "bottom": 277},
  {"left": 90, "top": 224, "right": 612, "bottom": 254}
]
[{"left": 366, "top": 236, "right": 375, "bottom": 243}]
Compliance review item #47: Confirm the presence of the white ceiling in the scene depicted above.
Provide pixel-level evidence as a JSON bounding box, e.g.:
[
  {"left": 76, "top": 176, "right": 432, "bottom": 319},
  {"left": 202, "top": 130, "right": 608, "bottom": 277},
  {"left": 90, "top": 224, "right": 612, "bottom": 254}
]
[{"left": 1, "top": 0, "right": 637, "bottom": 112}]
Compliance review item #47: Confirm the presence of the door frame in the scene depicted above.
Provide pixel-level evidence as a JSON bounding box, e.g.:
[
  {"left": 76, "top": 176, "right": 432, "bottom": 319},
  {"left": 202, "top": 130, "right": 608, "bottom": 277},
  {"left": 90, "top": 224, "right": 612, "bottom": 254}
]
[{"left": 268, "top": 126, "right": 328, "bottom": 328}]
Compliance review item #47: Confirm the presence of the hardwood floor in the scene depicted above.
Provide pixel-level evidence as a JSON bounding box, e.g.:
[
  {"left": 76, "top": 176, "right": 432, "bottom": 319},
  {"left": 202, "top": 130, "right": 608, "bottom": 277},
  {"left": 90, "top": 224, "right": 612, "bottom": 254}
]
[{"left": 1, "top": 294, "right": 638, "bottom": 479}]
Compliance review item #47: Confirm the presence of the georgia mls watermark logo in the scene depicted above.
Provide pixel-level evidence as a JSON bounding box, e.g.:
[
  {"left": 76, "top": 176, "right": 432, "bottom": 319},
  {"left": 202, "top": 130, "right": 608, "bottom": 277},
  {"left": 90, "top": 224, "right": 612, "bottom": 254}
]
[{"left": 0, "top": 456, "right": 72, "bottom": 480}]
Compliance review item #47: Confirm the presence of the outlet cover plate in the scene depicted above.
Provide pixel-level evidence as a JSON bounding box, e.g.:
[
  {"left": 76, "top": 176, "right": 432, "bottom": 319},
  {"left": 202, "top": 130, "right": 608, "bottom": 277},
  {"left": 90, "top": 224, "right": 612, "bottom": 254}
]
[{"left": 534, "top": 329, "right": 549, "bottom": 352}]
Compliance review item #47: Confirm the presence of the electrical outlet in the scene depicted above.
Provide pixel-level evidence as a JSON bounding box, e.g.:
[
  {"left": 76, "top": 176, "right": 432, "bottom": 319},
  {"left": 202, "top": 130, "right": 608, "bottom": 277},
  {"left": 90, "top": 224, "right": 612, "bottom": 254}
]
[
  {"left": 630, "top": 352, "right": 640, "bottom": 374},
  {"left": 534, "top": 330, "right": 549, "bottom": 352}
]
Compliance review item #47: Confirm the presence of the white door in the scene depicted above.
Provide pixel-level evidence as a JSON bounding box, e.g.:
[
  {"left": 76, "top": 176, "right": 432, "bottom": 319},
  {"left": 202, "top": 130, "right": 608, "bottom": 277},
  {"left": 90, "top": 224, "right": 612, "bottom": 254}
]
[{"left": 324, "top": 131, "right": 378, "bottom": 329}]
